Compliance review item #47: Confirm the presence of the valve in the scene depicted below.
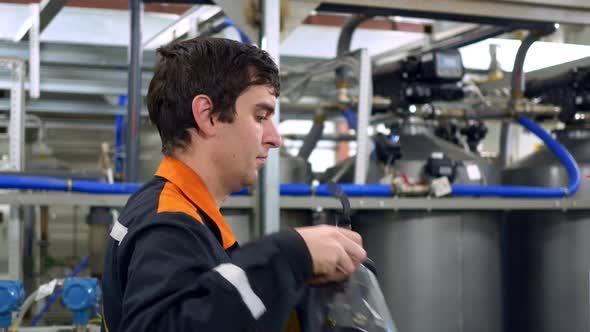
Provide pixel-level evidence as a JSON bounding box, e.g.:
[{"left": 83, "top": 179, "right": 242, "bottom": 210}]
[
  {"left": 0, "top": 281, "right": 24, "bottom": 329},
  {"left": 62, "top": 278, "right": 101, "bottom": 326},
  {"left": 460, "top": 120, "right": 488, "bottom": 153},
  {"left": 424, "top": 152, "right": 457, "bottom": 183}
]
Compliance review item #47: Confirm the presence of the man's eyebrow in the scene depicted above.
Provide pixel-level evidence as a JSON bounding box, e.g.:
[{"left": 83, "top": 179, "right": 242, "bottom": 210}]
[{"left": 255, "top": 102, "right": 275, "bottom": 115}]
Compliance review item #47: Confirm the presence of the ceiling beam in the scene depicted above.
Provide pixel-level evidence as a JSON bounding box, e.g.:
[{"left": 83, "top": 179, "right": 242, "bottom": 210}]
[
  {"left": 14, "top": 0, "right": 66, "bottom": 41},
  {"left": 303, "top": 13, "right": 429, "bottom": 33},
  {"left": 143, "top": 4, "right": 222, "bottom": 49},
  {"left": 0, "top": 0, "right": 195, "bottom": 14}
]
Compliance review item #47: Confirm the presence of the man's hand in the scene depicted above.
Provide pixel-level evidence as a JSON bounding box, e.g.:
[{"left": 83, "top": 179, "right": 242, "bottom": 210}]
[{"left": 295, "top": 225, "right": 366, "bottom": 284}]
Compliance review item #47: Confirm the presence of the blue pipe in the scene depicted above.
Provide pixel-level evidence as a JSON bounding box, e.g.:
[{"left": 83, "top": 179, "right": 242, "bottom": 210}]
[
  {"left": 0, "top": 176, "right": 68, "bottom": 191},
  {"left": 517, "top": 116, "right": 580, "bottom": 195},
  {"left": 451, "top": 184, "right": 565, "bottom": 198},
  {"left": 115, "top": 114, "right": 125, "bottom": 176},
  {"left": 0, "top": 177, "right": 315, "bottom": 196},
  {"left": 223, "top": 17, "right": 252, "bottom": 45},
  {"left": 0, "top": 176, "right": 142, "bottom": 194},
  {"left": 232, "top": 188, "right": 249, "bottom": 196},
  {"left": 451, "top": 116, "right": 581, "bottom": 198},
  {"left": 343, "top": 108, "right": 358, "bottom": 130},
  {"left": 281, "top": 184, "right": 313, "bottom": 196},
  {"left": 317, "top": 184, "right": 392, "bottom": 197},
  {"left": 31, "top": 256, "right": 90, "bottom": 326},
  {"left": 0, "top": 116, "right": 578, "bottom": 198},
  {"left": 73, "top": 180, "right": 142, "bottom": 194}
]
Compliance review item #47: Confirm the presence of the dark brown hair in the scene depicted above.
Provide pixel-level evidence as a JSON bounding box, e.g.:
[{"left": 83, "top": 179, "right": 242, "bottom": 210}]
[{"left": 147, "top": 37, "right": 280, "bottom": 155}]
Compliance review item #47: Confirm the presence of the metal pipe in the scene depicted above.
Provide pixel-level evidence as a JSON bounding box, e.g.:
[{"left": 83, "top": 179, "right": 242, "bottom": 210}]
[
  {"left": 260, "top": 0, "right": 281, "bottom": 235},
  {"left": 329, "top": 158, "right": 355, "bottom": 183},
  {"left": 40, "top": 206, "right": 48, "bottom": 275},
  {"left": 510, "top": 27, "right": 556, "bottom": 101},
  {"left": 125, "top": 0, "right": 143, "bottom": 182},
  {"left": 498, "top": 120, "right": 513, "bottom": 167},
  {"left": 354, "top": 48, "right": 372, "bottom": 185}
]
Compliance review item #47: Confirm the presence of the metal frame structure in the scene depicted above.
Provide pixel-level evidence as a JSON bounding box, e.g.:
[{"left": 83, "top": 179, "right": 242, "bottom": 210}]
[
  {"left": 1, "top": 192, "right": 589, "bottom": 211},
  {"left": 29, "top": 2, "right": 40, "bottom": 99},
  {"left": 318, "top": 0, "right": 590, "bottom": 26},
  {"left": 353, "top": 48, "right": 372, "bottom": 185},
  {"left": 126, "top": 0, "right": 143, "bottom": 183},
  {"left": 13, "top": 0, "right": 67, "bottom": 42},
  {"left": 260, "top": 0, "right": 281, "bottom": 234},
  {"left": 0, "top": 57, "right": 25, "bottom": 281}
]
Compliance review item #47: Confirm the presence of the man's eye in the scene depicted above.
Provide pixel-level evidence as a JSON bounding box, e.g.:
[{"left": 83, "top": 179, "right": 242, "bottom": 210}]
[{"left": 256, "top": 115, "right": 267, "bottom": 122}]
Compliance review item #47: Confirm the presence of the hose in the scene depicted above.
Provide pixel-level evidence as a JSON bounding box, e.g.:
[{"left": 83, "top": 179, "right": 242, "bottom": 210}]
[
  {"left": 510, "top": 26, "right": 556, "bottom": 101},
  {"left": 200, "top": 17, "right": 252, "bottom": 44},
  {"left": 336, "top": 14, "right": 370, "bottom": 84},
  {"left": 298, "top": 111, "right": 325, "bottom": 161},
  {"left": 11, "top": 290, "right": 38, "bottom": 332},
  {"left": 451, "top": 115, "right": 580, "bottom": 197},
  {"left": 224, "top": 17, "right": 252, "bottom": 45}
]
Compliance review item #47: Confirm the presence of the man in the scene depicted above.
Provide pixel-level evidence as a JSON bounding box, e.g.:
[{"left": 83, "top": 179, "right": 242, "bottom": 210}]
[{"left": 102, "top": 37, "right": 366, "bottom": 331}]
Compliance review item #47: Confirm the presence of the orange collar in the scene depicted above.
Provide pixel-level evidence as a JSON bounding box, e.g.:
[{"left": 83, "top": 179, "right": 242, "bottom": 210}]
[{"left": 155, "top": 156, "right": 236, "bottom": 249}]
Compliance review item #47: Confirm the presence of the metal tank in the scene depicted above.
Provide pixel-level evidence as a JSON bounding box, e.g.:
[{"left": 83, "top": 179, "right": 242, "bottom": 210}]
[
  {"left": 333, "top": 119, "right": 503, "bottom": 332},
  {"left": 502, "top": 128, "right": 590, "bottom": 332}
]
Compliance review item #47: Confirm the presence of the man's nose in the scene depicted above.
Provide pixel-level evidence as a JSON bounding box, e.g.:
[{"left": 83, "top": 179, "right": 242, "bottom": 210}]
[{"left": 264, "top": 120, "right": 282, "bottom": 148}]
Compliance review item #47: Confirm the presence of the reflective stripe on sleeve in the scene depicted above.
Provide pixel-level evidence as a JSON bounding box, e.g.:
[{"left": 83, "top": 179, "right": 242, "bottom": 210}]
[
  {"left": 110, "top": 220, "right": 128, "bottom": 244},
  {"left": 214, "top": 263, "right": 266, "bottom": 319}
]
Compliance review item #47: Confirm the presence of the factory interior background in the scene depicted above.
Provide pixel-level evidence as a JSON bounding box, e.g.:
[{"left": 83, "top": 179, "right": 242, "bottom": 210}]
[{"left": 2, "top": 0, "right": 590, "bottom": 331}]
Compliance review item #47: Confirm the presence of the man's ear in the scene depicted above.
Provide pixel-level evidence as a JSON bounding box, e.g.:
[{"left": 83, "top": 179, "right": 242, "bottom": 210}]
[{"left": 192, "top": 95, "right": 216, "bottom": 137}]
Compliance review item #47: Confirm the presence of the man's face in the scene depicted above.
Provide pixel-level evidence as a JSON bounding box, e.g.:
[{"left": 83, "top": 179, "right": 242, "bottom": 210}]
[{"left": 213, "top": 85, "right": 281, "bottom": 191}]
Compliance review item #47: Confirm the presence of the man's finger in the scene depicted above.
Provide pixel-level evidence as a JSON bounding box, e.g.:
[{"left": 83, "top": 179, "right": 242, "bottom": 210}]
[
  {"left": 337, "top": 228, "right": 363, "bottom": 246},
  {"left": 336, "top": 233, "right": 367, "bottom": 263}
]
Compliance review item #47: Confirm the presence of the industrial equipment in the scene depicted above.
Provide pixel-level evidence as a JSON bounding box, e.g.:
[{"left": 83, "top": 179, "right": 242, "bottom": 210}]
[
  {"left": 502, "top": 127, "right": 590, "bottom": 332},
  {"left": 374, "top": 49, "right": 465, "bottom": 109},
  {"left": 525, "top": 64, "right": 590, "bottom": 123},
  {"left": 61, "top": 278, "right": 101, "bottom": 332},
  {"left": 2, "top": 2, "right": 590, "bottom": 332},
  {"left": 346, "top": 120, "right": 503, "bottom": 332},
  {"left": 0, "top": 281, "right": 24, "bottom": 332}
]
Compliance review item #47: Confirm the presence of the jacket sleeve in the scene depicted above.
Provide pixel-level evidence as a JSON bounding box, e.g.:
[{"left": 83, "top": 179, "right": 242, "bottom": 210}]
[{"left": 118, "top": 217, "right": 312, "bottom": 332}]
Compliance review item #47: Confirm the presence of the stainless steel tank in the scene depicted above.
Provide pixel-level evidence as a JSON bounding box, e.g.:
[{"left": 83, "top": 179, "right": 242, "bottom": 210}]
[
  {"left": 343, "top": 119, "right": 503, "bottom": 332},
  {"left": 502, "top": 128, "right": 590, "bottom": 332}
]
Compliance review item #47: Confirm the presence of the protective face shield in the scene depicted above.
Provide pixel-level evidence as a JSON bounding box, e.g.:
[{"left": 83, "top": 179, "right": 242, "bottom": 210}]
[
  {"left": 305, "top": 183, "right": 397, "bottom": 332},
  {"left": 307, "top": 263, "right": 397, "bottom": 332}
]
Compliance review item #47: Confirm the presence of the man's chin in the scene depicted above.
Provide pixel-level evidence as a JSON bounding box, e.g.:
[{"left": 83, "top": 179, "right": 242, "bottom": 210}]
[{"left": 238, "top": 174, "right": 258, "bottom": 190}]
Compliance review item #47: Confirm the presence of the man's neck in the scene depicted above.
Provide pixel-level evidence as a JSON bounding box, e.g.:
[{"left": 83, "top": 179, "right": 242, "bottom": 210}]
[{"left": 172, "top": 150, "right": 229, "bottom": 207}]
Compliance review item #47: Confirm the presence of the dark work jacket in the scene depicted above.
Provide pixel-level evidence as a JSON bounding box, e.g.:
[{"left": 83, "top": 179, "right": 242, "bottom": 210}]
[{"left": 102, "top": 156, "right": 312, "bottom": 332}]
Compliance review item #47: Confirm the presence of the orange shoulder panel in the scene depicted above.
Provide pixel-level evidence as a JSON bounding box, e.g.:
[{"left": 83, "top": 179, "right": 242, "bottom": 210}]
[{"left": 157, "top": 182, "right": 204, "bottom": 224}]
